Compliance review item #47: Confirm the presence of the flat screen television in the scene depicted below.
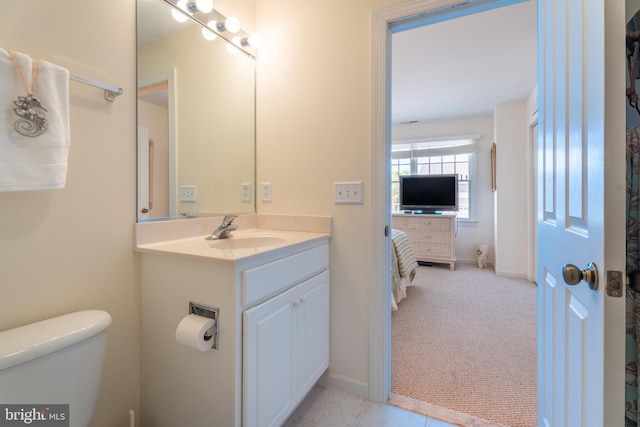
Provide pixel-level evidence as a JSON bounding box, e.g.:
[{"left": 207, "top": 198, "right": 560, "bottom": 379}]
[{"left": 399, "top": 174, "right": 458, "bottom": 213}]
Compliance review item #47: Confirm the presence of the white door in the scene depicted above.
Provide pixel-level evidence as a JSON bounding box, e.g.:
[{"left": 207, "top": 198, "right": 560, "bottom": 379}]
[{"left": 537, "top": 0, "right": 625, "bottom": 426}]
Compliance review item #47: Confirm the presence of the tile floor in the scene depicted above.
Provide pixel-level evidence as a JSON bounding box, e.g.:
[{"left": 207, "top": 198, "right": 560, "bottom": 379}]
[{"left": 284, "top": 385, "right": 457, "bottom": 427}]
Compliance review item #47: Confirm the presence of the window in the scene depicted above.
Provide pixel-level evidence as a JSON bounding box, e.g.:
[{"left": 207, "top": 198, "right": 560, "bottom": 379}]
[{"left": 391, "top": 137, "right": 477, "bottom": 219}]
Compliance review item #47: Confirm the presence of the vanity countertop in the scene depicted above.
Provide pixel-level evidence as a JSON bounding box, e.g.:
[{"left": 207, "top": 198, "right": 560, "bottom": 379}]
[{"left": 135, "top": 228, "right": 330, "bottom": 262}]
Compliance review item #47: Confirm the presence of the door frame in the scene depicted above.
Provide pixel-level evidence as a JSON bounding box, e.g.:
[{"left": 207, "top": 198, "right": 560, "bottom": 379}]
[
  {"left": 138, "top": 68, "right": 178, "bottom": 219},
  {"left": 527, "top": 88, "right": 538, "bottom": 284}
]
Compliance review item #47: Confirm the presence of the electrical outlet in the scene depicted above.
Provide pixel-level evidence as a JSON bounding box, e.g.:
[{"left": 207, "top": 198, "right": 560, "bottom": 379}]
[
  {"left": 335, "top": 181, "right": 363, "bottom": 204},
  {"left": 241, "top": 183, "right": 252, "bottom": 202},
  {"left": 180, "top": 185, "right": 197, "bottom": 202},
  {"left": 260, "top": 182, "right": 272, "bottom": 203}
]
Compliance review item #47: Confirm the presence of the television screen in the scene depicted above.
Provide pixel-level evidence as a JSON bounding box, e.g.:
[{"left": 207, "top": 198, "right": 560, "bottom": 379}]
[{"left": 399, "top": 174, "right": 458, "bottom": 213}]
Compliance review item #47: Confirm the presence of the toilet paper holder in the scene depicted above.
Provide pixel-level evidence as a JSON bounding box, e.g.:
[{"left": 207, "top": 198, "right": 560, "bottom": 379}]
[{"left": 189, "top": 302, "right": 220, "bottom": 350}]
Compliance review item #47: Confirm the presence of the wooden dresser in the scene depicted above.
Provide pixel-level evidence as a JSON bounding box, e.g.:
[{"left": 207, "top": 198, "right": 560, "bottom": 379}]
[{"left": 392, "top": 214, "right": 456, "bottom": 270}]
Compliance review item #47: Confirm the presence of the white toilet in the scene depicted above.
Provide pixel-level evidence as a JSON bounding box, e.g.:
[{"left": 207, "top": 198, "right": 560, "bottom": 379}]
[{"left": 0, "top": 310, "right": 112, "bottom": 427}]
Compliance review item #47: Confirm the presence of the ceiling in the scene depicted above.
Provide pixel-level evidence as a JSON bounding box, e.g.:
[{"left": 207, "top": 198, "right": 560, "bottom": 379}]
[{"left": 391, "top": 0, "right": 537, "bottom": 125}]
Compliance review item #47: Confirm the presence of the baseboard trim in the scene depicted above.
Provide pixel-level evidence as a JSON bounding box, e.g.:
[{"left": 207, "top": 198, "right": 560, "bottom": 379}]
[
  {"left": 318, "top": 371, "right": 369, "bottom": 400},
  {"left": 494, "top": 268, "right": 529, "bottom": 280}
]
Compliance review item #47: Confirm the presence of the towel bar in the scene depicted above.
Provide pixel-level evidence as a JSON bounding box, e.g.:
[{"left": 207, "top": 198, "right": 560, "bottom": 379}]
[{"left": 69, "top": 73, "right": 123, "bottom": 102}]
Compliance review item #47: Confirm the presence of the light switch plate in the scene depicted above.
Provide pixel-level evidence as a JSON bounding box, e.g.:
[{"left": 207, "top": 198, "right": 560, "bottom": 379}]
[
  {"left": 260, "top": 182, "right": 272, "bottom": 203},
  {"left": 335, "top": 181, "right": 363, "bottom": 204},
  {"left": 241, "top": 183, "right": 252, "bottom": 202}
]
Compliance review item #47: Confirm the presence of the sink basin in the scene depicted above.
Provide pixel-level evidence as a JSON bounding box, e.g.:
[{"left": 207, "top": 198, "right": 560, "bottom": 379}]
[{"left": 208, "top": 235, "right": 287, "bottom": 249}]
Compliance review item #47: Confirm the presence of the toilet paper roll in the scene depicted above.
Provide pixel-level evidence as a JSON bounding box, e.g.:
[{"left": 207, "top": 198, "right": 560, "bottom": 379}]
[{"left": 175, "top": 314, "right": 216, "bottom": 351}]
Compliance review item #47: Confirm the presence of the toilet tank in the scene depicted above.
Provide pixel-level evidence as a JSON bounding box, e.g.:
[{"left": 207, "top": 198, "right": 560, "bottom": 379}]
[{"left": 0, "top": 310, "right": 112, "bottom": 427}]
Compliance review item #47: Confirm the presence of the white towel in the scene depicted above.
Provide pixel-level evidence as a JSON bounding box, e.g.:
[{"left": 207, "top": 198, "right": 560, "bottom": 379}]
[{"left": 0, "top": 49, "right": 70, "bottom": 191}]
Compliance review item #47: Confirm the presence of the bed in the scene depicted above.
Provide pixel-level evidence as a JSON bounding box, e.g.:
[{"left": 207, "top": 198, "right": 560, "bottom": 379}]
[{"left": 391, "top": 228, "right": 419, "bottom": 311}]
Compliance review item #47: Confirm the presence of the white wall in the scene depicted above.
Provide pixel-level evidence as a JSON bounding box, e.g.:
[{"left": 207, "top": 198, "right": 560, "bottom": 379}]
[
  {"left": 494, "top": 101, "right": 530, "bottom": 278},
  {"left": 0, "top": 1, "right": 139, "bottom": 426},
  {"left": 392, "top": 116, "right": 496, "bottom": 264}
]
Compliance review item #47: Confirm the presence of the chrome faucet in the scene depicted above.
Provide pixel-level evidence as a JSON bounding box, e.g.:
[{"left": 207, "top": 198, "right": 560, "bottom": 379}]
[{"left": 206, "top": 215, "right": 238, "bottom": 240}]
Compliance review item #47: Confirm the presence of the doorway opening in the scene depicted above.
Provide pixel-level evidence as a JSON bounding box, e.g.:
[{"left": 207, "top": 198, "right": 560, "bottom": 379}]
[
  {"left": 371, "top": 1, "right": 538, "bottom": 425},
  {"left": 137, "top": 68, "right": 177, "bottom": 221}
]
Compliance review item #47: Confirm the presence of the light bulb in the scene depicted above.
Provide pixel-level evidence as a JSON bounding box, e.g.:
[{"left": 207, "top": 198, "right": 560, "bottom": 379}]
[
  {"left": 247, "top": 33, "right": 262, "bottom": 48},
  {"left": 225, "top": 16, "right": 241, "bottom": 33},
  {"left": 226, "top": 43, "right": 239, "bottom": 54},
  {"left": 171, "top": 0, "right": 190, "bottom": 22},
  {"left": 202, "top": 20, "right": 217, "bottom": 40},
  {"left": 195, "top": 0, "right": 213, "bottom": 13}
]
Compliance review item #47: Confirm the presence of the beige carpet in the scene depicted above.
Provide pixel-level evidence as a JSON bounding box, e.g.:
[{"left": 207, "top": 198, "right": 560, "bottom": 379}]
[{"left": 391, "top": 263, "right": 537, "bottom": 427}]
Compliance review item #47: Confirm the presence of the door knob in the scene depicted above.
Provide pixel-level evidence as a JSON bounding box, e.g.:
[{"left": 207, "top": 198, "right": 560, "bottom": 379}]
[{"left": 562, "top": 262, "right": 599, "bottom": 290}]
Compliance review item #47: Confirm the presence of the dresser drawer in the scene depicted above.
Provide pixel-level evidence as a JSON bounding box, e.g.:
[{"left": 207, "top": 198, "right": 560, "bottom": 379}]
[
  {"left": 393, "top": 215, "right": 452, "bottom": 230},
  {"left": 241, "top": 245, "right": 329, "bottom": 307},
  {"left": 409, "top": 229, "right": 451, "bottom": 243},
  {"left": 413, "top": 241, "right": 452, "bottom": 259},
  {"left": 407, "top": 216, "right": 451, "bottom": 231}
]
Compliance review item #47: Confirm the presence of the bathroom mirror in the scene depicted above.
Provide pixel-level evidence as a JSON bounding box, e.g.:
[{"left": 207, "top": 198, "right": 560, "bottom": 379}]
[{"left": 136, "top": 0, "right": 256, "bottom": 221}]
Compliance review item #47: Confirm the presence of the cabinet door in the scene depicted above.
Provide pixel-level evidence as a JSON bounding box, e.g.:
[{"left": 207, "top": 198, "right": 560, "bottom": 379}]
[
  {"left": 243, "top": 286, "right": 297, "bottom": 427},
  {"left": 298, "top": 271, "right": 330, "bottom": 398}
]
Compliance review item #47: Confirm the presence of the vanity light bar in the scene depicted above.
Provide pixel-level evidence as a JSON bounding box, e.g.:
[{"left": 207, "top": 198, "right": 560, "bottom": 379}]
[{"left": 160, "top": 0, "right": 257, "bottom": 59}]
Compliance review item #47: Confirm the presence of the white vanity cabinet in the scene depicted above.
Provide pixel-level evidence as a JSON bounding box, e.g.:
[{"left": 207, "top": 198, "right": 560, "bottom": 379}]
[
  {"left": 243, "top": 270, "right": 329, "bottom": 427},
  {"left": 139, "top": 232, "right": 329, "bottom": 427}
]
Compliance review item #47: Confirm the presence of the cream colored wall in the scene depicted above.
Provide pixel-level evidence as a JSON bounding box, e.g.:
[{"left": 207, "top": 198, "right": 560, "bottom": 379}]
[
  {"left": 0, "top": 1, "right": 139, "bottom": 426},
  {"left": 494, "top": 101, "right": 529, "bottom": 278},
  {"left": 392, "top": 116, "right": 496, "bottom": 264},
  {"left": 255, "top": 0, "right": 400, "bottom": 395}
]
